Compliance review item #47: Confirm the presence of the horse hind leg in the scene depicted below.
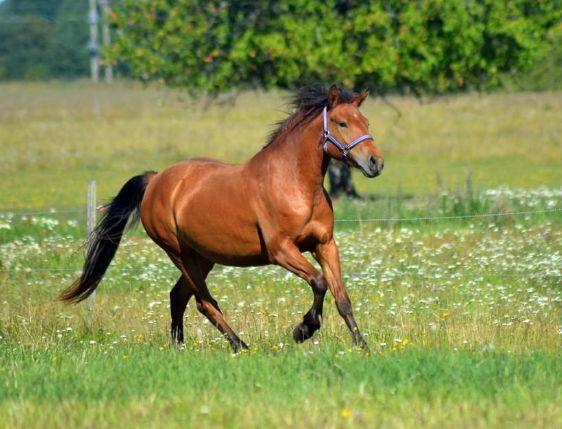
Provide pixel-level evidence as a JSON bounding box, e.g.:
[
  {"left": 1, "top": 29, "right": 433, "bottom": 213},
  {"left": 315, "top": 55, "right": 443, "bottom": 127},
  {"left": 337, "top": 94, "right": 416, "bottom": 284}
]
[
  {"left": 195, "top": 295, "right": 248, "bottom": 353},
  {"left": 167, "top": 250, "right": 213, "bottom": 345},
  {"left": 181, "top": 250, "right": 248, "bottom": 353},
  {"left": 170, "top": 276, "right": 193, "bottom": 344}
]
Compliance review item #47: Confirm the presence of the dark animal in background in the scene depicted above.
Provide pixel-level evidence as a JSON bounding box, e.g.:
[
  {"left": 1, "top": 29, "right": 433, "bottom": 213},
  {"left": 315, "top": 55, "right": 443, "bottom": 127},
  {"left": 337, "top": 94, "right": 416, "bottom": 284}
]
[{"left": 328, "top": 161, "right": 362, "bottom": 199}]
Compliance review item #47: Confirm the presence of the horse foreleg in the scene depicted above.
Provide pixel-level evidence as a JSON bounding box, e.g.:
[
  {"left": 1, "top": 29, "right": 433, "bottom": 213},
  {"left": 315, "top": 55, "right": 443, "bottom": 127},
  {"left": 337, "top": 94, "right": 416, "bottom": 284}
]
[
  {"left": 314, "top": 238, "right": 368, "bottom": 349},
  {"left": 270, "top": 240, "right": 327, "bottom": 343}
]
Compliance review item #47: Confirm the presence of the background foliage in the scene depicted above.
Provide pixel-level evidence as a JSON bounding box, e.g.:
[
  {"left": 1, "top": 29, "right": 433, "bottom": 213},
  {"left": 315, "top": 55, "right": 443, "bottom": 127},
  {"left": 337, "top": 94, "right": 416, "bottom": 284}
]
[
  {"left": 107, "top": 0, "right": 561, "bottom": 94},
  {"left": 0, "top": 0, "right": 560, "bottom": 93},
  {"left": 0, "top": 0, "right": 89, "bottom": 80}
]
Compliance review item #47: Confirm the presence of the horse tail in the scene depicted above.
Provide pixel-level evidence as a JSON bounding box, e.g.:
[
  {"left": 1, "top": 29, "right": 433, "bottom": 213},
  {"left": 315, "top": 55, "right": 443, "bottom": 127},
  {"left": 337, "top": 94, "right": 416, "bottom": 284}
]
[{"left": 60, "top": 171, "right": 156, "bottom": 303}]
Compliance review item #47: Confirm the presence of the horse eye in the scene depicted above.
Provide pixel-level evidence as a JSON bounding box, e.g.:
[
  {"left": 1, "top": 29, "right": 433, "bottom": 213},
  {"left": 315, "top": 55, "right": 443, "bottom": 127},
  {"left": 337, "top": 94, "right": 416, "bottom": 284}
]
[{"left": 338, "top": 122, "right": 347, "bottom": 128}]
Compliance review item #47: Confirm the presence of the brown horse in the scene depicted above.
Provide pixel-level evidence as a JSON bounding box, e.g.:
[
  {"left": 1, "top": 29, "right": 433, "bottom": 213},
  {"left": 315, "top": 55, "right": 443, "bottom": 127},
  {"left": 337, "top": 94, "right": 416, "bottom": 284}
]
[{"left": 61, "top": 84, "right": 384, "bottom": 352}]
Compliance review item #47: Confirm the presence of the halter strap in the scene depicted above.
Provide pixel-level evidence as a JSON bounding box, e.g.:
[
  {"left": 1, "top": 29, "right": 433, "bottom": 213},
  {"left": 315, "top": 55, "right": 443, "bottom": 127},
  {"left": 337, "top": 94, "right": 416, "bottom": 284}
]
[{"left": 322, "top": 106, "right": 374, "bottom": 159}]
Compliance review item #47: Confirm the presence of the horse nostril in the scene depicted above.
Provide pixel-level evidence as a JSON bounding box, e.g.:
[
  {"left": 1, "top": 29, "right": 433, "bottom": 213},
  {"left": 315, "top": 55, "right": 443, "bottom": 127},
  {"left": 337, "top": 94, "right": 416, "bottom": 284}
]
[{"left": 369, "top": 155, "right": 378, "bottom": 172}]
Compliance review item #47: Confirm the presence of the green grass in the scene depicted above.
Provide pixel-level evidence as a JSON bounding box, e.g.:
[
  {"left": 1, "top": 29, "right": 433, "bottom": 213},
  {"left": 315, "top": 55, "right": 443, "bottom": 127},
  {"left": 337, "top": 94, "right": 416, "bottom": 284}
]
[
  {"left": 1, "top": 346, "right": 560, "bottom": 428},
  {"left": 0, "top": 82, "right": 561, "bottom": 208},
  {"left": 0, "top": 82, "right": 561, "bottom": 428},
  {"left": 1, "top": 215, "right": 560, "bottom": 427}
]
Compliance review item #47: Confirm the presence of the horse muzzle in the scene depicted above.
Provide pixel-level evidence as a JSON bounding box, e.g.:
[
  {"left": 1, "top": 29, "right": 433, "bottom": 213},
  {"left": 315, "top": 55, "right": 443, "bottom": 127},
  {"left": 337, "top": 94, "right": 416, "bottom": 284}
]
[{"left": 354, "top": 154, "right": 384, "bottom": 178}]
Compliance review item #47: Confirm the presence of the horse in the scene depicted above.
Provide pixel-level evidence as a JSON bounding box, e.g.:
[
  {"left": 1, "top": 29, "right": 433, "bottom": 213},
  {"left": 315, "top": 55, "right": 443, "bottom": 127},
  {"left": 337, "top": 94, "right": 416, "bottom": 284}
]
[{"left": 61, "top": 84, "right": 384, "bottom": 352}]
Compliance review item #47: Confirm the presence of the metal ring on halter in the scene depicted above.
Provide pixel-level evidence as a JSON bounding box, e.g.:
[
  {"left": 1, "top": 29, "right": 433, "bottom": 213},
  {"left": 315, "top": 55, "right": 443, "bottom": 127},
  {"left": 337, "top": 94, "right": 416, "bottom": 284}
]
[{"left": 321, "top": 106, "right": 374, "bottom": 160}]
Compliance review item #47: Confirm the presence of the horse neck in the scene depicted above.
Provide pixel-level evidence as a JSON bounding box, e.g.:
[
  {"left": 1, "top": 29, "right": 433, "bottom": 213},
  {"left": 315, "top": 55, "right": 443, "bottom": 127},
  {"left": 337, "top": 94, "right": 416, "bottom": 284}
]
[{"left": 258, "top": 115, "right": 329, "bottom": 189}]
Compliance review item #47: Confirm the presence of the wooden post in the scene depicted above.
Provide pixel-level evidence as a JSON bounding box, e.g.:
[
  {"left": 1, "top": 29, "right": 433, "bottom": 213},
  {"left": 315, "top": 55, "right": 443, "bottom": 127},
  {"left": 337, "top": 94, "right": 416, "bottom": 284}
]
[
  {"left": 88, "top": 0, "right": 99, "bottom": 83},
  {"left": 87, "top": 181, "right": 97, "bottom": 313},
  {"left": 99, "top": 0, "right": 113, "bottom": 83}
]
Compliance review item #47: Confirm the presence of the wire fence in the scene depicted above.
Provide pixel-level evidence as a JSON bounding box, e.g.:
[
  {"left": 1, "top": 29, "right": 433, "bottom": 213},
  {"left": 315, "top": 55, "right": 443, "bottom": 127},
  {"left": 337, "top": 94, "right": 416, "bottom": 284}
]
[
  {"left": 1, "top": 206, "right": 560, "bottom": 222},
  {"left": 1, "top": 265, "right": 559, "bottom": 280},
  {"left": 335, "top": 208, "right": 562, "bottom": 223},
  {"left": 1, "top": 200, "right": 560, "bottom": 277},
  {"left": 0, "top": 208, "right": 85, "bottom": 217}
]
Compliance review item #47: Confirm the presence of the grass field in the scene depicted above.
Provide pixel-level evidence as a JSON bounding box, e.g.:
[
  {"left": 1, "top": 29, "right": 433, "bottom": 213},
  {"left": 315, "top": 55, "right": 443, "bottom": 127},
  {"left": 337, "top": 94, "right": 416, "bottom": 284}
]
[
  {"left": 1, "top": 82, "right": 561, "bottom": 208},
  {"left": 0, "top": 82, "right": 561, "bottom": 428}
]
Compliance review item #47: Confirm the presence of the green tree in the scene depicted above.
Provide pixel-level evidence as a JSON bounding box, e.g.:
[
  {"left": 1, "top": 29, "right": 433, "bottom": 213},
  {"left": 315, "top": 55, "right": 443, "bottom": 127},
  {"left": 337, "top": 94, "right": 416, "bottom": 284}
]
[
  {"left": 0, "top": 0, "right": 89, "bottom": 80},
  {"left": 51, "top": 0, "right": 90, "bottom": 78},
  {"left": 107, "top": 0, "right": 560, "bottom": 94}
]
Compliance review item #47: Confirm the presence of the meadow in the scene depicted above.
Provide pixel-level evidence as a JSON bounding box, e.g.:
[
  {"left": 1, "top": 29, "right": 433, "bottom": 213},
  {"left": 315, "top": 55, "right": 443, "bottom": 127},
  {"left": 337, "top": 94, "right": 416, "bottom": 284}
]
[{"left": 0, "top": 82, "right": 561, "bottom": 428}]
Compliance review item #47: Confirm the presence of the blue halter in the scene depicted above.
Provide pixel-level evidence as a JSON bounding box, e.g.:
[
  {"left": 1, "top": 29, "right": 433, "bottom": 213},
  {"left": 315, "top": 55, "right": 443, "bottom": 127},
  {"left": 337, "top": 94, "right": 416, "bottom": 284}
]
[{"left": 322, "top": 106, "right": 374, "bottom": 159}]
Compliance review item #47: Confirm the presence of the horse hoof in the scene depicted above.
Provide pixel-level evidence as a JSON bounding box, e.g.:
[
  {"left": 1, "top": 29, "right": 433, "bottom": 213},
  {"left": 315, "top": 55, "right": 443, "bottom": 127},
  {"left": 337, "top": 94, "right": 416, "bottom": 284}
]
[
  {"left": 356, "top": 338, "right": 369, "bottom": 352},
  {"left": 171, "top": 328, "right": 184, "bottom": 344},
  {"left": 293, "top": 323, "right": 312, "bottom": 343},
  {"left": 232, "top": 339, "right": 249, "bottom": 353}
]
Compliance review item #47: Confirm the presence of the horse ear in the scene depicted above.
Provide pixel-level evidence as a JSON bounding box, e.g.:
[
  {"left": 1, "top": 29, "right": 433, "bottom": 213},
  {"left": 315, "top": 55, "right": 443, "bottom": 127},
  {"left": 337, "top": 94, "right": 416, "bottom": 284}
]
[
  {"left": 328, "top": 84, "right": 340, "bottom": 109},
  {"left": 352, "top": 87, "right": 370, "bottom": 107}
]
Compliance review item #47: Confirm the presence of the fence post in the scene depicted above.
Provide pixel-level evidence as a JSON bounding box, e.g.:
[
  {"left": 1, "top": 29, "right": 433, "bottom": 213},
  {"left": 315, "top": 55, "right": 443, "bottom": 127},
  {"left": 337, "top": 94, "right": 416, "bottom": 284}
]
[{"left": 87, "top": 181, "right": 97, "bottom": 314}]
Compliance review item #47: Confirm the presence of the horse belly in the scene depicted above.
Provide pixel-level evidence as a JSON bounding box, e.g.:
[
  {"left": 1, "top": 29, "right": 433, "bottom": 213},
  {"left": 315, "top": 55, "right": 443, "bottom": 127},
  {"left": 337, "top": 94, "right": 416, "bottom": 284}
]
[
  {"left": 183, "top": 218, "right": 267, "bottom": 266},
  {"left": 176, "top": 188, "right": 268, "bottom": 266}
]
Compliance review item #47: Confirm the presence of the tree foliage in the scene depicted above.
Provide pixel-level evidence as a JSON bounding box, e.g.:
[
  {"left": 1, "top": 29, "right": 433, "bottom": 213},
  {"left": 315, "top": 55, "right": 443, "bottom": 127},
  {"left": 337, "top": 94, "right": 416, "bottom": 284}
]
[
  {"left": 107, "top": 0, "right": 561, "bottom": 93},
  {"left": 0, "top": 0, "right": 89, "bottom": 80}
]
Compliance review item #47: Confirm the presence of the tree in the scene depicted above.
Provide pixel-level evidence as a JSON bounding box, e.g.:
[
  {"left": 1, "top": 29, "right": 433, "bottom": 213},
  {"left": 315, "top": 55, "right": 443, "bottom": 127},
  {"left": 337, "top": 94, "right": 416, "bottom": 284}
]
[
  {"left": 0, "top": 0, "right": 89, "bottom": 80},
  {"left": 105, "top": 0, "right": 560, "bottom": 198},
  {"left": 107, "top": 0, "right": 561, "bottom": 94}
]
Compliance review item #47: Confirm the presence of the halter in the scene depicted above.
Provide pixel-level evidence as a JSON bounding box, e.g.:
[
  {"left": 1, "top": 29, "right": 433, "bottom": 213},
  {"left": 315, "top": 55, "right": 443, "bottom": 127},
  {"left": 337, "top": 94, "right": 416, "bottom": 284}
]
[{"left": 322, "top": 106, "right": 374, "bottom": 160}]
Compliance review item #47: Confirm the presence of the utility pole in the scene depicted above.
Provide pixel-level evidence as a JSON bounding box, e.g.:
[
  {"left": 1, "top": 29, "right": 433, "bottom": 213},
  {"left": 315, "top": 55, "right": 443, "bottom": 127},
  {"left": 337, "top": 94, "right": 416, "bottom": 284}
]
[
  {"left": 99, "top": 0, "right": 113, "bottom": 83},
  {"left": 88, "top": 0, "right": 99, "bottom": 83}
]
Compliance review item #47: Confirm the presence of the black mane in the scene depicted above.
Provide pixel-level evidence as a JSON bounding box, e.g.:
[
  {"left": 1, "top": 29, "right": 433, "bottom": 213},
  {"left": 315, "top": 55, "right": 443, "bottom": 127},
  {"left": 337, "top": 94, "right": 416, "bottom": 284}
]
[{"left": 264, "top": 84, "right": 355, "bottom": 148}]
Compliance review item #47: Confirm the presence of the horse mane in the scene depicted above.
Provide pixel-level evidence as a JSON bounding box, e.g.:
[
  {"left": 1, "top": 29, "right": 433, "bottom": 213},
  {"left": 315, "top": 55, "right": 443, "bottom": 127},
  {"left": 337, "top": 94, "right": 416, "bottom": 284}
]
[{"left": 263, "top": 84, "right": 356, "bottom": 149}]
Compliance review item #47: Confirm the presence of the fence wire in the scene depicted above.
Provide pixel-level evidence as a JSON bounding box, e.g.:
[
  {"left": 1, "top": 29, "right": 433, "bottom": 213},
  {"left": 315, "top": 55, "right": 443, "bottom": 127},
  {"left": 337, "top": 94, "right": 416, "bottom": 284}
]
[
  {"left": 0, "top": 266, "right": 559, "bottom": 279},
  {"left": 0, "top": 208, "right": 84, "bottom": 216},
  {"left": 1, "top": 207, "right": 560, "bottom": 222},
  {"left": 334, "top": 208, "right": 562, "bottom": 223},
  {"left": 1, "top": 206, "right": 560, "bottom": 276}
]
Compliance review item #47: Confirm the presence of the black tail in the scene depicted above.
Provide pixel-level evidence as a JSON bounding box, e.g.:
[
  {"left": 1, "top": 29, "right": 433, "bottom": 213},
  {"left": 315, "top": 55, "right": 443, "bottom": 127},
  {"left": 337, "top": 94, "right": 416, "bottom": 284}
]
[{"left": 60, "top": 171, "right": 156, "bottom": 303}]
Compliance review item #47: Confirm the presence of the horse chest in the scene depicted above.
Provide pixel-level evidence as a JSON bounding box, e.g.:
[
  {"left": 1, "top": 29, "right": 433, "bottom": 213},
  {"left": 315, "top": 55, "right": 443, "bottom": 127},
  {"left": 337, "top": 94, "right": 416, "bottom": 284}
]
[{"left": 292, "top": 197, "right": 332, "bottom": 247}]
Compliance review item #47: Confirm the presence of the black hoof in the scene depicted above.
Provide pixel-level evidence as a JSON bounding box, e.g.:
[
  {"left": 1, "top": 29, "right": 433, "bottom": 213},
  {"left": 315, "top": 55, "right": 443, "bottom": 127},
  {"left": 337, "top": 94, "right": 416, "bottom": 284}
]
[
  {"left": 293, "top": 322, "right": 318, "bottom": 343},
  {"left": 231, "top": 339, "right": 249, "bottom": 353},
  {"left": 354, "top": 336, "right": 369, "bottom": 352},
  {"left": 171, "top": 327, "right": 184, "bottom": 344}
]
